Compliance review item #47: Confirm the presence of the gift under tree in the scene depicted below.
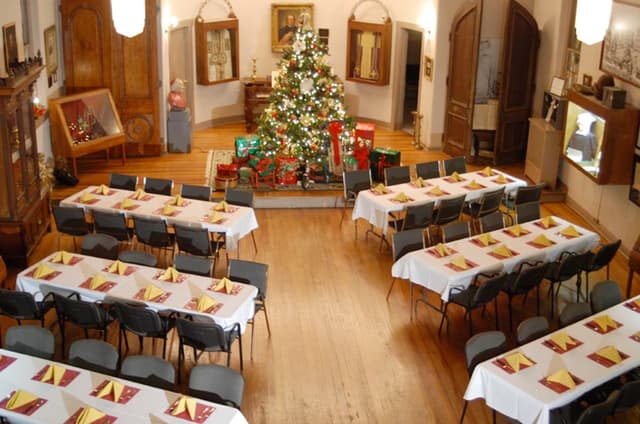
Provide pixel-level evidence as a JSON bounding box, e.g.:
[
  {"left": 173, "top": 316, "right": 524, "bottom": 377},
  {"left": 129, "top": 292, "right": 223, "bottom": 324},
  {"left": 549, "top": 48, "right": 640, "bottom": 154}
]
[{"left": 256, "top": 18, "right": 353, "bottom": 181}]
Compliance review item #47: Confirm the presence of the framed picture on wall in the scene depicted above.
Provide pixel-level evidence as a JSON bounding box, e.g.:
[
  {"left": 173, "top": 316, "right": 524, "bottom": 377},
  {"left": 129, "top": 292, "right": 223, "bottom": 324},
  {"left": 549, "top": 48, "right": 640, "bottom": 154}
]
[
  {"left": 44, "top": 25, "right": 58, "bottom": 77},
  {"left": 630, "top": 154, "right": 640, "bottom": 206},
  {"left": 346, "top": 18, "right": 392, "bottom": 86},
  {"left": 600, "top": 0, "right": 640, "bottom": 87},
  {"left": 3, "top": 22, "right": 18, "bottom": 71},
  {"left": 194, "top": 18, "right": 239, "bottom": 85},
  {"left": 271, "top": 3, "right": 314, "bottom": 52}
]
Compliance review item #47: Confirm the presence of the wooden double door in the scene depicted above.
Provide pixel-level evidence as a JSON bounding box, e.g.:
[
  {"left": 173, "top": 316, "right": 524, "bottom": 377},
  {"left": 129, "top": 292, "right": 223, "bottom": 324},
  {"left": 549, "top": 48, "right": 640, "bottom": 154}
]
[
  {"left": 443, "top": 0, "right": 539, "bottom": 165},
  {"left": 60, "top": 0, "right": 161, "bottom": 156}
]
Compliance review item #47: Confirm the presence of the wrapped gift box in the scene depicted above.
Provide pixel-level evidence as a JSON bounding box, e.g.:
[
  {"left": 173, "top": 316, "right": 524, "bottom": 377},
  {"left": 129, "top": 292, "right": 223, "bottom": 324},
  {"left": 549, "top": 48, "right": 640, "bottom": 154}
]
[
  {"left": 217, "top": 163, "right": 238, "bottom": 178},
  {"left": 235, "top": 135, "right": 260, "bottom": 158},
  {"left": 248, "top": 152, "right": 276, "bottom": 178},
  {"left": 355, "top": 122, "right": 375, "bottom": 145},
  {"left": 238, "top": 167, "right": 253, "bottom": 184},
  {"left": 353, "top": 138, "right": 371, "bottom": 170},
  {"left": 276, "top": 156, "right": 299, "bottom": 185},
  {"left": 370, "top": 147, "right": 400, "bottom": 181}
]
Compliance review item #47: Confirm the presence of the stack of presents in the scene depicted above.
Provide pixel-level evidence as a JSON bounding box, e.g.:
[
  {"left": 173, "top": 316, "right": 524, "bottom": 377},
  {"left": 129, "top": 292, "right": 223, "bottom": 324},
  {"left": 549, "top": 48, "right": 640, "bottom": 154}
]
[{"left": 214, "top": 122, "right": 401, "bottom": 189}]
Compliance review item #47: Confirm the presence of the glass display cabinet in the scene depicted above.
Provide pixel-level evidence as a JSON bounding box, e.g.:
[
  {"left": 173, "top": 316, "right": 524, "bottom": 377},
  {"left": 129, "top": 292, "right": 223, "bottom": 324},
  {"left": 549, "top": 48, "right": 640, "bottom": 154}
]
[
  {"left": 346, "top": 17, "right": 392, "bottom": 86},
  {"left": 49, "top": 88, "right": 126, "bottom": 176},
  {"left": 0, "top": 65, "right": 51, "bottom": 266},
  {"left": 195, "top": 18, "right": 240, "bottom": 85}
]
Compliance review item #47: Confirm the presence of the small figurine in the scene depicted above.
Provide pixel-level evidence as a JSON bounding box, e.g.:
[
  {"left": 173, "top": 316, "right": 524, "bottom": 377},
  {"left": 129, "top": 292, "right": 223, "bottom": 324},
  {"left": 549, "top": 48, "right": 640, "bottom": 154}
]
[{"left": 167, "top": 78, "right": 187, "bottom": 111}]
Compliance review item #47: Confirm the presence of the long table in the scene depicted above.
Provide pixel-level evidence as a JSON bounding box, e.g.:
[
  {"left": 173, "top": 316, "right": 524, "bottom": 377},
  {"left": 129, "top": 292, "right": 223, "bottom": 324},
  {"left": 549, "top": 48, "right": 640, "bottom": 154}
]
[
  {"left": 17, "top": 252, "right": 257, "bottom": 333},
  {"left": 464, "top": 295, "right": 640, "bottom": 424},
  {"left": 60, "top": 186, "right": 259, "bottom": 251},
  {"left": 352, "top": 169, "right": 527, "bottom": 235},
  {"left": 0, "top": 348, "right": 248, "bottom": 423}
]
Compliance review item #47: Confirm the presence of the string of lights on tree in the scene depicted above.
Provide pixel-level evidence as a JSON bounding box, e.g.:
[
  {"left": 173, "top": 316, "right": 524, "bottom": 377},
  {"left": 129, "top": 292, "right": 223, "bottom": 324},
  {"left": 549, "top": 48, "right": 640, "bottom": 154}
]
[{"left": 256, "top": 26, "right": 354, "bottom": 166}]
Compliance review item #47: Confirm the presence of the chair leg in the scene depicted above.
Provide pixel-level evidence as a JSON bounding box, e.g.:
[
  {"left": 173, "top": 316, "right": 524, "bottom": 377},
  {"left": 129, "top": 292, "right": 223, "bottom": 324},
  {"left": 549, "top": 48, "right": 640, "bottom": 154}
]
[
  {"left": 459, "top": 400, "right": 468, "bottom": 423},
  {"left": 250, "top": 231, "right": 258, "bottom": 254},
  {"left": 494, "top": 298, "right": 499, "bottom": 330},
  {"left": 438, "top": 304, "right": 449, "bottom": 335},
  {"left": 162, "top": 337, "right": 167, "bottom": 359},
  {"left": 250, "top": 320, "right": 255, "bottom": 361},
  {"left": 238, "top": 331, "right": 244, "bottom": 372},
  {"left": 468, "top": 311, "right": 473, "bottom": 336},
  {"left": 138, "top": 335, "right": 144, "bottom": 353},
  {"left": 262, "top": 304, "right": 272, "bottom": 336},
  {"left": 508, "top": 296, "right": 513, "bottom": 330},
  {"left": 386, "top": 278, "right": 397, "bottom": 300},
  {"left": 628, "top": 271, "right": 635, "bottom": 299}
]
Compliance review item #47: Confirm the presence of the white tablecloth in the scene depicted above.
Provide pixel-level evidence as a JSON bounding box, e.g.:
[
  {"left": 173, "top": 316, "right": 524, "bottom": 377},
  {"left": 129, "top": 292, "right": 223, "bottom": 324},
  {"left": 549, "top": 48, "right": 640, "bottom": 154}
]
[
  {"left": 352, "top": 170, "right": 527, "bottom": 234},
  {"left": 60, "top": 186, "right": 259, "bottom": 251},
  {"left": 17, "top": 252, "right": 257, "bottom": 333},
  {"left": 464, "top": 296, "right": 640, "bottom": 424},
  {"left": 391, "top": 217, "right": 599, "bottom": 302},
  {"left": 0, "top": 349, "right": 248, "bottom": 424}
]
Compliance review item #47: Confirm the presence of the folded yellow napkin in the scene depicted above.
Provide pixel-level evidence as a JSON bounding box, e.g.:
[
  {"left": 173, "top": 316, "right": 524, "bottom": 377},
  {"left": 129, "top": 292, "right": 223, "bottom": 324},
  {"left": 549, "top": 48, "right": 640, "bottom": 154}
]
[
  {"left": 504, "top": 352, "right": 533, "bottom": 372},
  {"left": 451, "top": 255, "right": 469, "bottom": 270},
  {"left": 75, "top": 407, "right": 106, "bottom": 424},
  {"left": 450, "top": 171, "right": 462, "bottom": 182},
  {"left": 467, "top": 180, "right": 482, "bottom": 189},
  {"left": 162, "top": 205, "right": 176, "bottom": 215},
  {"left": 209, "top": 211, "right": 225, "bottom": 223},
  {"left": 483, "top": 166, "right": 494, "bottom": 176},
  {"left": 373, "top": 183, "right": 386, "bottom": 194},
  {"left": 89, "top": 274, "right": 107, "bottom": 290},
  {"left": 143, "top": 284, "right": 165, "bottom": 301},
  {"left": 132, "top": 189, "right": 146, "bottom": 200},
  {"left": 96, "top": 380, "right": 124, "bottom": 402},
  {"left": 158, "top": 267, "right": 180, "bottom": 283},
  {"left": 493, "top": 244, "right": 513, "bottom": 258},
  {"left": 33, "top": 264, "right": 55, "bottom": 279},
  {"left": 478, "top": 233, "right": 496, "bottom": 246},
  {"left": 547, "top": 369, "right": 576, "bottom": 389},
  {"left": 540, "top": 216, "right": 558, "bottom": 228},
  {"left": 169, "top": 195, "right": 184, "bottom": 207},
  {"left": 551, "top": 332, "right": 575, "bottom": 350},
  {"left": 196, "top": 295, "right": 218, "bottom": 312},
  {"left": 80, "top": 192, "right": 95, "bottom": 203},
  {"left": 108, "top": 260, "right": 128, "bottom": 276},
  {"left": 561, "top": 226, "right": 580, "bottom": 237},
  {"left": 434, "top": 243, "right": 451, "bottom": 257},
  {"left": 213, "top": 277, "right": 234, "bottom": 294},
  {"left": 634, "top": 299, "right": 640, "bottom": 309},
  {"left": 394, "top": 192, "right": 409, "bottom": 202},
  {"left": 40, "top": 364, "right": 66, "bottom": 385},
  {"left": 171, "top": 396, "right": 197, "bottom": 420},
  {"left": 532, "top": 234, "right": 552, "bottom": 247},
  {"left": 428, "top": 185, "right": 443, "bottom": 195},
  {"left": 508, "top": 224, "right": 523, "bottom": 236},
  {"left": 597, "top": 346, "right": 622, "bottom": 364},
  {"left": 495, "top": 174, "right": 507, "bottom": 183},
  {"left": 120, "top": 198, "right": 135, "bottom": 210},
  {"left": 5, "top": 390, "right": 37, "bottom": 410},
  {"left": 415, "top": 177, "right": 425, "bottom": 188},
  {"left": 52, "top": 251, "right": 74, "bottom": 265},
  {"left": 214, "top": 200, "right": 230, "bottom": 212},
  {"left": 593, "top": 315, "right": 618, "bottom": 331},
  {"left": 96, "top": 184, "right": 110, "bottom": 195}
]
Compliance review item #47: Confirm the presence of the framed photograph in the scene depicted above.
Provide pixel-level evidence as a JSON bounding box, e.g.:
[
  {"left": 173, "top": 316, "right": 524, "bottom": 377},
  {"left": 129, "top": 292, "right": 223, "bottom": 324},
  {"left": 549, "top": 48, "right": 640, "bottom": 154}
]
[
  {"left": 346, "top": 18, "right": 392, "bottom": 86},
  {"left": 549, "top": 76, "right": 565, "bottom": 97},
  {"left": 424, "top": 56, "right": 433, "bottom": 81},
  {"left": 630, "top": 154, "right": 640, "bottom": 206},
  {"left": 271, "top": 3, "right": 314, "bottom": 53},
  {"left": 600, "top": 0, "right": 640, "bottom": 87},
  {"left": 195, "top": 18, "right": 239, "bottom": 85},
  {"left": 3, "top": 22, "right": 18, "bottom": 71},
  {"left": 44, "top": 25, "right": 58, "bottom": 77}
]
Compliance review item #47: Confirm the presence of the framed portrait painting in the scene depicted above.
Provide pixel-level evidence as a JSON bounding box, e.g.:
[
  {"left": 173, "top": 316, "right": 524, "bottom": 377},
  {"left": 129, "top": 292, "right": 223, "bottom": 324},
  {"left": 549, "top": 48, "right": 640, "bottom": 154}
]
[
  {"left": 271, "top": 3, "right": 314, "bottom": 52},
  {"left": 3, "top": 22, "right": 18, "bottom": 71},
  {"left": 44, "top": 25, "right": 58, "bottom": 77},
  {"left": 600, "top": 0, "right": 640, "bottom": 87}
]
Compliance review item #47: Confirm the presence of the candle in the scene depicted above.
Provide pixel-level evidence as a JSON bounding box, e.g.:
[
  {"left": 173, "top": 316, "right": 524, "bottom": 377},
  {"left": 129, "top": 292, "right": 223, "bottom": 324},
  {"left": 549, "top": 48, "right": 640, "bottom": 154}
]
[{"left": 17, "top": 42, "right": 24, "bottom": 63}]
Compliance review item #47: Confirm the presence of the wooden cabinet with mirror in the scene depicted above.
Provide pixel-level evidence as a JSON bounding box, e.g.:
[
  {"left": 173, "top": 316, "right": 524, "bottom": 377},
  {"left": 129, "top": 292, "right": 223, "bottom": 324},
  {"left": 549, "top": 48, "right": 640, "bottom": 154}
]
[
  {"left": 0, "top": 66, "right": 51, "bottom": 266},
  {"left": 195, "top": 18, "right": 239, "bottom": 85},
  {"left": 346, "top": 18, "right": 392, "bottom": 86}
]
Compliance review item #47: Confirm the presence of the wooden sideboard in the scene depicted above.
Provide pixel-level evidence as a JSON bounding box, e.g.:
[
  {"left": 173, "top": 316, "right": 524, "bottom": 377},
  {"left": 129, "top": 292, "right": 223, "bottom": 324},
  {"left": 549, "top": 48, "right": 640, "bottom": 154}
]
[
  {"left": 525, "top": 117, "right": 562, "bottom": 189},
  {"left": 243, "top": 78, "right": 272, "bottom": 133}
]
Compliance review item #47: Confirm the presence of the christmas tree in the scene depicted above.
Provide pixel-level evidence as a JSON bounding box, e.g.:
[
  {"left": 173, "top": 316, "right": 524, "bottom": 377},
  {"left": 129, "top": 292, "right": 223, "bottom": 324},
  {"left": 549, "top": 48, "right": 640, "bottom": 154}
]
[{"left": 256, "top": 23, "right": 354, "bottom": 174}]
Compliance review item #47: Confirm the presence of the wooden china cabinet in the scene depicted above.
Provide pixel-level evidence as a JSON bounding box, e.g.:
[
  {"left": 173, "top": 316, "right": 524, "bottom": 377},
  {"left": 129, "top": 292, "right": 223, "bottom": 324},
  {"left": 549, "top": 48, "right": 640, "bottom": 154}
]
[{"left": 0, "top": 66, "right": 51, "bottom": 266}]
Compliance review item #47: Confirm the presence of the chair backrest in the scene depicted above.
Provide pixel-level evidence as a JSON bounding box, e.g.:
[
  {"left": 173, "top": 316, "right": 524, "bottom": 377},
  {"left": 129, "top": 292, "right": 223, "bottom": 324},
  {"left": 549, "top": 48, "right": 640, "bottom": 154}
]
[
  {"left": 508, "top": 262, "right": 548, "bottom": 293},
  {"left": 384, "top": 166, "right": 411, "bottom": 186},
  {"left": 514, "top": 184, "right": 544, "bottom": 206},
  {"left": 392, "top": 229, "right": 425, "bottom": 262},
  {"left": 52, "top": 205, "right": 89, "bottom": 235},
  {"left": 113, "top": 302, "right": 165, "bottom": 336},
  {"left": 225, "top": 188, "right": 254, "bottom": 207},
  {"left": 479, "top": 212, "right": 505, "bottom": 234},
  {"left": 5, "top": 325, "right": 55, "bottom": 359},
  {"left": 228, "top": 259, "right": 269, "bottom": 298},
  {"left": 143, "top": 177, "right": 173, "bottom": 195},
  {"left": 92, "top": 210, "right": 130, "bottom": 242},
  {"left": 402, "top": 201, "right": 434, "bottom": 230},
  {"left": 0, "top": 289, "right": 40, "bottom": 320},
  {"left": 109, "top": 173, "right": 138, "bottom": 190},
  {"left": 343, "top": 169, "right": 371, "bottom": 200},
  {"left": 575, "top": 390, "right": 618, "bottom": 424},
  {"left": 120, "top": 355, "right": 176, "bottom": 390},
  {"left": 69, "top": 339, "right": 119, "bottom": 375},
  {"left": 554, "top": 252, "right": 591, "bottom": 283},
  {"left": 516, "top": 316, "right": 549, "bottom": 345},
  {"left": 441, "top": 220, "right": 470, "bottom": 243},
  {"left": 133, "top": 216, "right": 172, "bottom": 248},
  {"left": 118, "top": 250, "right": 158, "bottom": 267},
  {"left": 174, "top": 224, "right": 212, "bottom": 257},
  {"left": 189, "top": 364, "right": 245, "bottom": 409},
  {"left": 180, "top": 184, "right": 211, "bottom": 201},
  {"left": 433, "top": 194, "right": 466, "bottom": 226},
  {"left": 464, "top": 330, "right": 507, "bottom": 375},
  {"left": 54, "top": 293, "right": 107, "bottom": 327},
  {"left": 613, "top": 379, "right": 640, "bottom": 414},
  {"left": 590, "top": 280, "right": 623, "bottom": 313},
  {"left": 472, "top": 273, "right": 507, "bottom": 307},
  {"left": 415, "top": 161, "right": 441, "bottom": 179},
  {"left": 587, "top": 239, "right": 621, "bottom": 272},
  {"left": 176, "top": 318, "right": 228, "bottom": 351},
  {"left": 515, "top": 202, "right": 541, "bottom": 224},
  {"left": 443, "top": 156, "right": 466, "bottom": 176},
  {"left": 558, "top": 302, "right": 592, "bottom": 327},
  {"left": 174, "top": 253, "right": 213, "bottom": 277},
  {"left": 80, "top": 233, "right": 120, "bottom": 260},
  {"left": 476, "top": 187, "right": 505, "bottom": 217}
]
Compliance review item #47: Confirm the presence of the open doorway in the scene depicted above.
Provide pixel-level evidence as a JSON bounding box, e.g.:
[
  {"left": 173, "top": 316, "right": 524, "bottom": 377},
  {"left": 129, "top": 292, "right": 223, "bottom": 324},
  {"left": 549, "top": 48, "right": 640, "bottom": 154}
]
[
  {"left": 402, "top": 29, "right": 423, "bottom": 133},
  {"left": 168, "top": 23, "right": 195, "bottom": 124}
]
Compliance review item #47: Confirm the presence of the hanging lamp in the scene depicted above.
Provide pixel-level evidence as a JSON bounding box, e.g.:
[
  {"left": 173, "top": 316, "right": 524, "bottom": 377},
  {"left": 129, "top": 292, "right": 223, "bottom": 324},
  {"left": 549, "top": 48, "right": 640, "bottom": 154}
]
[
  {"left": 575, "top": 0, "right": 612, "bottom": 45},
  {"left": 111, "top": 0, "right": 146, "bottom": 38}
]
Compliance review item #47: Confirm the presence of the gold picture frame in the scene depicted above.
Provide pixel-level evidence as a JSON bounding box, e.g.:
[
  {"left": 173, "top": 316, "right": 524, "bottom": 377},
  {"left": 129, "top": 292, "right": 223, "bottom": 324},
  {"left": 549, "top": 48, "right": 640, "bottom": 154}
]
[
  {"left": 194, "top": 18, "right": 240, "bottom": 85},
  {"left": 3, "top": 22, "right": 18, "bottom": 71},
  {"left": 271, "top": 3, "right": 314, "bottom": 53},
  {"left": 44, "top": 25, "right": 58, "bottom": 77},
  {"left": 424, "top": 56, "right": 433, "bottom": 81}
]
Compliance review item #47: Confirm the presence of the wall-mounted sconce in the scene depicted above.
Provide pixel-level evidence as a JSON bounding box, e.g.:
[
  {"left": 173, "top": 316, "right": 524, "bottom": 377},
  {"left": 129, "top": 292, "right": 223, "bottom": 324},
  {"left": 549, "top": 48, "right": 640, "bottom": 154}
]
[{"left": 165, "top": 16, "right": 179, "bottom": 33}]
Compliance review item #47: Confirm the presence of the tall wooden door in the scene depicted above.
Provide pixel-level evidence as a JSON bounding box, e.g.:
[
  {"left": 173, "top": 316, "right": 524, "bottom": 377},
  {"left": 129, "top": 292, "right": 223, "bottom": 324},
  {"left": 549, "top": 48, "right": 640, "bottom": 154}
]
[
  {"left": 495, "top": 0, "right": 539, "bottom": 164},
  {"left": 61, "top": 0, "right": 160, "bottom": 157},
  {"left": 442, "top": 1, "right": 482, "bottom": 158}
]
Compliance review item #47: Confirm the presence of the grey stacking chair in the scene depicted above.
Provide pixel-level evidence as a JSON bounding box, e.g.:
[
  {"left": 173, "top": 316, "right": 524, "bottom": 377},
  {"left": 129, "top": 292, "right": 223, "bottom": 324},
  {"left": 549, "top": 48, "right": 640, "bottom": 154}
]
[
  {"left": 558, "top": 302, "right": 592, "bottom": 327},
  {"left": 189, "top": 364, "right": 245, "bottom": 410},
  {"left": 340, "top": 169, "right": 372, "bottom": 238},
  {"left": 80, "top": 233, "right": 120, "bottom": 260},
  {"left": 611, "top": 380, "right": 640, "bottom": 416},
  {"left": 546, "top": 251, "right": 591, "bottom": 316},
  {"left": 516, "top": 316, "right": 549, "bottom": 345},
  {"left": 384, "top": 166, "right": 411, "bottom": 186},
  {"left": 442, "top": 156, "right": 466, "bottom": 176},
  {"left": 120, "top": 355, "right": 176, "bottom": 391},
  {"left": 112, "top": 302, "right": 177, "bottom": 359},
  {"left": 574, "top": 391, "right": 618, "bottom": 424},
  {"left": 5, "top": 325, "right": 55, "bottom": 359},
  {"left": 580, "top": 239, "right": 621, "bottom": 302},
  {"left": 52, "top": 205, "right": 91, "bottom": 251},
  {"left": 389, "top": 201, "right": 434, "bottom": 233},
  {"left": 463, "top": 187, "right": 505, "bottom": 233},
  {"left": 415, "top": 160, "right": 441, "bottom": 179},
  {"left": 69, "top": 339, "right": 119, "bottom": 375},
  {"left": 93, "top": 210, "right": 132, "bottom": 243},
  {"left": 174, "top": 253, "right": 214, "bottom": 277},
  {"left": 0, "top": 288, "right": 52, "bottom": 327},
  {"left": 515, "top": 202, "right": 541, "bottom": 224},
  {"left": 479, "top": 211, "right": 505, "bottom": 234},
  {"left": 386, "top": 228, "right": 426, "bottom": 300},
  {"left": 441, "top": 220, "right": 471, "bottom": 243},
  {"left": 174, "top": 224, "right": 223, "bottom": 268},
  {"left": 143, "top": 177, "right": 173, "bottom": 195},
  {"left": 132, "top": 216, "right": 174, "bottom": 259},
  {"left": 109, "top": 173, "right": 138, "bottom": 190},
  {"left": 590, "top": 280, "right": 623, "bottom": 313},
  {"left": 502, "top": 261, "right": 548, "bottom": 329},
  {"left": 181, "top": 184, "right": 212, "bottom": 201},
  {"left": 118, "top": 250, "right": 158, "bottom": 267}
]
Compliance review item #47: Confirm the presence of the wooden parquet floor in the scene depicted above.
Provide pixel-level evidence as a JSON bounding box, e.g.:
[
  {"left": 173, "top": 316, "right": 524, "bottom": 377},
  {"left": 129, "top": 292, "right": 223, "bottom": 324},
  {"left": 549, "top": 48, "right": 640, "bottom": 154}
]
[{"left": 2, "top": 123, "right": 638, "bottom": 423}]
